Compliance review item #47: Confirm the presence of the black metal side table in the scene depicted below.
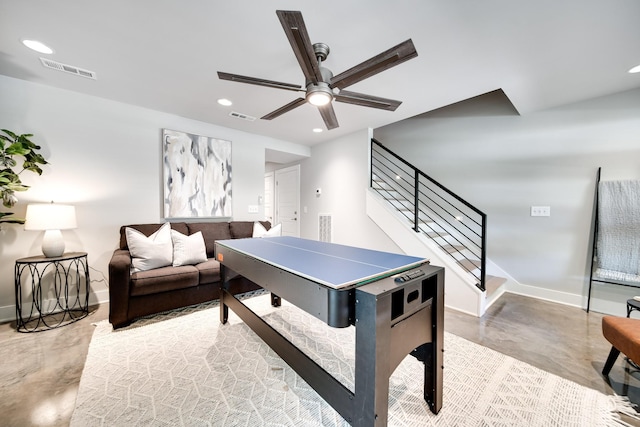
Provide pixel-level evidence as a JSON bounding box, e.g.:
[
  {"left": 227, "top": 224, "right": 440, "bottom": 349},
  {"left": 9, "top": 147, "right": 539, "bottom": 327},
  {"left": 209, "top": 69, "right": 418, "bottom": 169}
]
[
  {"left": 15, "top": 252, "right": 90, "bottom": 332},
  {"left": 627, "top": 298, "right": 640, "bottom": 318}
]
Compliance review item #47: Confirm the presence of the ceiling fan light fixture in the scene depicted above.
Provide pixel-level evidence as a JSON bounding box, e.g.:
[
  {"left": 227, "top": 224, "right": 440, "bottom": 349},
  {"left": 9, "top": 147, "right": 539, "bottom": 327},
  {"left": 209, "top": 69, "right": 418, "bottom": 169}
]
[
  {"left": 217, "top": 11, "right": 418, "bottom": 130},
  {"left": 308, "top": 92, "right": 332, "bottom": 106},
  {"left": 306, "top": 83, "right": 333, "bottom": 106}
]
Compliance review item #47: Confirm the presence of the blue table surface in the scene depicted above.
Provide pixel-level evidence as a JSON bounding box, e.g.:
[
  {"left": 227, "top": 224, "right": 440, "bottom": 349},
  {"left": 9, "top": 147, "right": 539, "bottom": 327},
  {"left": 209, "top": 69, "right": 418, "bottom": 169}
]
[{"left": 216, "top": 236, "right": 428, "bottom": 289}]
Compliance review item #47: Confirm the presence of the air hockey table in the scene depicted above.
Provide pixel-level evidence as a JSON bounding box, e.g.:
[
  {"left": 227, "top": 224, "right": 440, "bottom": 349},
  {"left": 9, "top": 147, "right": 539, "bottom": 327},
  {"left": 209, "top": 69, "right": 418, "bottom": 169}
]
[{"left": 215, "top": 236, "right": 444, "bottom": 426}]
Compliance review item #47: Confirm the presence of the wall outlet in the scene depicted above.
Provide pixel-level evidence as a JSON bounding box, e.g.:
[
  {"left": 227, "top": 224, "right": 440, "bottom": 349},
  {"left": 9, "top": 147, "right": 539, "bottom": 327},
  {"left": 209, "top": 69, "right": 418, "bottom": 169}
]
[
  {"left": 248, "top": 205, "right": 259, "bottom": 214},
  {"left": 530, "top": 206, "right": 551, "bottom": 217}
]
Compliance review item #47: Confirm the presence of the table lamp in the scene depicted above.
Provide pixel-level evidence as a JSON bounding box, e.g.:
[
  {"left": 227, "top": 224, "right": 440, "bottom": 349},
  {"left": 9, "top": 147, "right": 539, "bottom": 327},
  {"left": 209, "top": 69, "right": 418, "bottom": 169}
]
[{"left": 25, "top": 203, "right": 77, "bottom": 257}]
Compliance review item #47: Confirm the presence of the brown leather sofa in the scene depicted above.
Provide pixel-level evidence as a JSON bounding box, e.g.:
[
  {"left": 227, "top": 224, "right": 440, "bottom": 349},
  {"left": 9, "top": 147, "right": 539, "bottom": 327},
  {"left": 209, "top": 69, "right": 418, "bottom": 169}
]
[{"left": 108, "top": 220, "right": 270, "bottom": 329}]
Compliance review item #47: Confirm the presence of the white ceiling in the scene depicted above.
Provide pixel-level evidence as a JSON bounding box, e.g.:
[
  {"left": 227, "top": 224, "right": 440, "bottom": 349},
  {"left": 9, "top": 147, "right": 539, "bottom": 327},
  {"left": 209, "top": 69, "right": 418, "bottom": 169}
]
[{"left": 1, "top": 1, "right": 639, "bottom": 147}]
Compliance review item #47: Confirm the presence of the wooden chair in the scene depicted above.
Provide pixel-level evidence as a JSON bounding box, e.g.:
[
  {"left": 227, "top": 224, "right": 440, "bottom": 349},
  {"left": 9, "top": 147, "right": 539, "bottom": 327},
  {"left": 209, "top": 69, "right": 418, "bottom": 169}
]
[{"left": 602, "top": 316, "right": 640, "bottom": 376}]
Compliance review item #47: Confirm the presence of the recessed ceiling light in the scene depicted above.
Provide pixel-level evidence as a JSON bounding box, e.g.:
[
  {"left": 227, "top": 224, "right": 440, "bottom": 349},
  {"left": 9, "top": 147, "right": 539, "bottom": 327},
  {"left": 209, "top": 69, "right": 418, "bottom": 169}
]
[
  {"left": 21, "top": 39, "right": 54, "bottom": 54},
  {"left": 629, "top": 64, "right": 640, "bottom": 74},
  {"left": 217, "top": 98, "right": 232, "bottom": 106},
  {"left": 312, "top": 128, "right": 323, "bottom": 133}
]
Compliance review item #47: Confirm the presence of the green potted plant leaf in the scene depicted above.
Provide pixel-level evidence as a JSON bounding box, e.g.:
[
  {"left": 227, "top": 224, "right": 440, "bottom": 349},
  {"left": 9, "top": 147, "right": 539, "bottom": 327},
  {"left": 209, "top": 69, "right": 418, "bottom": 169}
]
[{"left": 0, "top": 129, "right": 48, "bottom": 224}]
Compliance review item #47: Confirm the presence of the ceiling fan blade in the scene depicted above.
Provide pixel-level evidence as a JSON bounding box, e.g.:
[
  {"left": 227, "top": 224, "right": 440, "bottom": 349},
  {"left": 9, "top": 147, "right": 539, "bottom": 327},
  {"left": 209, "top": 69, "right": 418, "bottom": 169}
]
[
  {"left": 330, "top": 39, "right": 418, "bottom": 90},
  {"left": 318, "top": 103, "right": 339, "bottom": 130},
  {"left": 276, "top": 10, "right": 323, "bottom": 84},
  {"left": 218, "top": 72, "right": 303, "bottom": 92},
  {"left": 261, "top": 97, "right": 307, "bottom": 120},
  {"left": 334, "top": 90, "right": 402, "bottom": 111}
]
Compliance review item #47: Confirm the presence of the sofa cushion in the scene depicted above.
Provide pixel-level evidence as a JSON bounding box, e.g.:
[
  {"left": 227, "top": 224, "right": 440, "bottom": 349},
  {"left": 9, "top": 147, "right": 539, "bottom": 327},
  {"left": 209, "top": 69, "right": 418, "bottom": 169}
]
[
  {"left": 120, "top": 222, "right": 188, "bottom": 250},
  {"left": 230, "top": 221, "right": 271, "bottom": 239},
  {"left": 126, "top": 223, "right": 173, "bottom": 272},
  {"left": 195, "top": 259, "right": 221, "bottom": 284},
  {"left": 253, "top": 222, "right": 282, "bottom": 238},
  {"left": 171, "top": 230, "right": 207, "bottom": 266},
  {"left": 130, "top": 265, "right": 199, "bottom": 296},
  {"left": 187, "top": 222, "right": 232, "bottom": 257}
]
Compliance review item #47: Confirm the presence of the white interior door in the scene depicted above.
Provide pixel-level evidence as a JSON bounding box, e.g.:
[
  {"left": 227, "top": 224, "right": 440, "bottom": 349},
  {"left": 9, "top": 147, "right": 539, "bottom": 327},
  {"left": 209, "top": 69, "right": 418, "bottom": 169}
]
[
  {"left": 275, "top": 165, "right": 300, "bottom": 237},
  {"left": 264, "top": 172, "right": 274, "bottom": 224}
]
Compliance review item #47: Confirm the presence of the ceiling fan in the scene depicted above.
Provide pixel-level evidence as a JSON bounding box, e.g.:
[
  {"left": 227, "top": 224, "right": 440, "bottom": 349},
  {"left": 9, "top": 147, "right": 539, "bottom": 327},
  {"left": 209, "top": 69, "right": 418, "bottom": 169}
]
[{"left": 218, "top": 10, "right": 418, "bottom": 130}]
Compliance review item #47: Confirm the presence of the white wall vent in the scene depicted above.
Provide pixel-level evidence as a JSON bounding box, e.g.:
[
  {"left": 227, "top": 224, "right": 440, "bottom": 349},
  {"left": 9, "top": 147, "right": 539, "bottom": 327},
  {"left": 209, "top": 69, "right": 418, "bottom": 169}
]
[
  {"left": 229, "top": 111, "right": 256, "bottom": 121},
  {"left": 319, "top": 213, "right": 332, "bottom": 242},
  {"left": 40, "top": 57, "right": 97, "bottom": 80}
]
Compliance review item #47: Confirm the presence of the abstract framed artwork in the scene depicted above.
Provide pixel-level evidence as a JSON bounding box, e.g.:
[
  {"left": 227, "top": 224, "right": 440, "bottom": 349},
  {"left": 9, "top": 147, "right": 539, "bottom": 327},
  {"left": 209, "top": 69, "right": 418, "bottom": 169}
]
[{"left": 162, "top": 129, "right": 232, "bottom": 219}]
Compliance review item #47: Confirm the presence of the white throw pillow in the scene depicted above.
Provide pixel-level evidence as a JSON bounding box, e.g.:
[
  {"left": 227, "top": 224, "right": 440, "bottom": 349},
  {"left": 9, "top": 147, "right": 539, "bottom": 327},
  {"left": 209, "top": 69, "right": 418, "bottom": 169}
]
[
  {"left": 252, "top": 222, "right": 282, "bottom": 238},
  {"left": 171, "top": 230, "right": 208, "bottom": 266},
  {"left": 126, "top": 223, "right": 173, "bottom": 272}
]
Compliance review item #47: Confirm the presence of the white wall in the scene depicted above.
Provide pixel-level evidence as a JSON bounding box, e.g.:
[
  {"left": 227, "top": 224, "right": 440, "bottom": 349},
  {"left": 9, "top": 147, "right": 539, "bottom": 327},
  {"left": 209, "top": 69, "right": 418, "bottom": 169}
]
[
  {"left": 4, "top": 72, "right": 636, "bottom": 321},
  {"left": 0, "top": 75, "right": 307, "bottom": 322},
  {"left": 374, "top": 88, "right": 640, "bottom": 314},
  {"left": 298, "top": 128, "right": 402, "bottom": 252}
]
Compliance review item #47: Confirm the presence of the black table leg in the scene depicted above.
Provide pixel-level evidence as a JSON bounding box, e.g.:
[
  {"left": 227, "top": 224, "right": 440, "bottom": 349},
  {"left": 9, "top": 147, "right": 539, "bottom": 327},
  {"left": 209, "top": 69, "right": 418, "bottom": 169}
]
[
  {"left": 220, "top": 265, "right": 229, "bottom": 324},
  {"left": 271, "top": 293, "right": 281, "bottom": 307}
]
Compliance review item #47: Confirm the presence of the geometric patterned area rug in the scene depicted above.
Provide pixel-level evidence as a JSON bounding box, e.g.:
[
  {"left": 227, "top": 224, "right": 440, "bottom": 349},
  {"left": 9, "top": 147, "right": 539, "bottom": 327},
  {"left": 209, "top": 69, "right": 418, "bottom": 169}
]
[{"left": 71, "top": 293, "right": 636, "bottom": 426}]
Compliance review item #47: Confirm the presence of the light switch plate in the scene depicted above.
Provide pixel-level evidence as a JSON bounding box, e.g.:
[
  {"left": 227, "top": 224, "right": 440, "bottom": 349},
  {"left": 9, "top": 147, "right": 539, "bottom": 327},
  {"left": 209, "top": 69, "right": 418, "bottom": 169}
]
[
  {"left": 248, "top": 205, "right": 259, "bottom": 214},
  {"left": 531, "top": 206, "right": 551, "bottom": 217}
]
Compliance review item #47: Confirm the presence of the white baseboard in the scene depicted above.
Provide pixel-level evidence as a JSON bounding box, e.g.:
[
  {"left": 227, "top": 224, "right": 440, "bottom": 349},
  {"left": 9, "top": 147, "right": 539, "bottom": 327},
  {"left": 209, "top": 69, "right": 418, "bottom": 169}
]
[
  {"left": 507, "top": 281, "right": 583, "bottom": 308},
  {"left": 0, "top": 288, "right": 110, "bottom": 325},
  {"left": 507, "top": 281, "right": 634, "bottom": 316}
]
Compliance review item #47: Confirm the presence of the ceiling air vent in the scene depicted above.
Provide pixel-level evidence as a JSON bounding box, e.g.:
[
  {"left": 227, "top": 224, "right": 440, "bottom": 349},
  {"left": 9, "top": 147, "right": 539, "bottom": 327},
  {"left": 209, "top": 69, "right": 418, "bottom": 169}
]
[
  {"left": 40, "top": 57, "right": 97, "bottom": 80},
  {"left": 229, "top": 111, "right": 256, "bottom": 122}
]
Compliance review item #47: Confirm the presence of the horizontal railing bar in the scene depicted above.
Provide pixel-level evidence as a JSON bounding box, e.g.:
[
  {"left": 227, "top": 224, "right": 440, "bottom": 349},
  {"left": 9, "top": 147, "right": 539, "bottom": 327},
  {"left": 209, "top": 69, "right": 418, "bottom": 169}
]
[
  {"left": 371, "top": 137, "right": 487, "bottom": 291},
  {"left": 374, "top": 149, "right": 477, "bottom": 224},
  {"left": 417, "top": 188, "right": 483, "bottom": 241},
  {"left": 417, "top": 183, "right": 483, "bottom": 229},
  {"left": 416, "top": 206, "right": 481, "bottom": 258},
  {"left": 373, "top": 138, "right": 486, "bottom": 220},
  {"left": 416, "top": 177, "right": 483, "bottom": 229},
  {"left": 417, "top": 205, "right": 481, "bottom": 253},
  {"left": 373, "top": 163, "right": 481, "bottom": 255},
  {"left": 370, "top": 171, "right": 410, "bottom": 206},
  {"left": 416, "top": 220, "right": 481, "bottom": 282}
]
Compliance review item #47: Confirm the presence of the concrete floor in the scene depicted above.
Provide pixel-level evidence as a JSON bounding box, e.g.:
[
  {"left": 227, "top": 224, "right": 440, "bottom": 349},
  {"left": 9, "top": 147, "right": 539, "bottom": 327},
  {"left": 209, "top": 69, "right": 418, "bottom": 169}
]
[{"left": 1, "top": 293, "right": 639, "bottom": 426}]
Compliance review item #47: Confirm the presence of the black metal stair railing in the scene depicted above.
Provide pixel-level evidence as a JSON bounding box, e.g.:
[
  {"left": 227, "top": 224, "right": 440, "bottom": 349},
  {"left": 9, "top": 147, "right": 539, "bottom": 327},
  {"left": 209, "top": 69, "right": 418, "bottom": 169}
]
[{"left": 370, "top": 138, "right": 488, "bottom": 291}]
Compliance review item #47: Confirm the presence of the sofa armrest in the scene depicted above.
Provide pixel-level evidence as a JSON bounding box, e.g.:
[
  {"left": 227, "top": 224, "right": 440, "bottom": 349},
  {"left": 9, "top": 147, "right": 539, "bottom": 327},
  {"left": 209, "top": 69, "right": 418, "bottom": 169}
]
[{"left": 108, "top": 248, "right": 133, "bottom": 328}]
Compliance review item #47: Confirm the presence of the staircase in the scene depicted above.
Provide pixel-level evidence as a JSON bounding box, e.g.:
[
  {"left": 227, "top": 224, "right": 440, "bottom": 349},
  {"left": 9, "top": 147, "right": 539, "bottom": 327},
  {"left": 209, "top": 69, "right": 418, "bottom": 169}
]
[{"left": 368, "top": 138, "right": 510, "bottom": 317}]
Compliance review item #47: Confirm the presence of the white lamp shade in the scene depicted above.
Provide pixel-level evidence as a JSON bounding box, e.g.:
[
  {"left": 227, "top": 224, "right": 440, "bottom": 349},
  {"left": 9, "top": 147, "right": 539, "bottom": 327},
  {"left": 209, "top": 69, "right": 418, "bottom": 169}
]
[
  {"left": 25, "top": 203, "right": 77, "bottom": 231},
  {"left": 25, "top": 203, "right": 77, "bottom": 258}
]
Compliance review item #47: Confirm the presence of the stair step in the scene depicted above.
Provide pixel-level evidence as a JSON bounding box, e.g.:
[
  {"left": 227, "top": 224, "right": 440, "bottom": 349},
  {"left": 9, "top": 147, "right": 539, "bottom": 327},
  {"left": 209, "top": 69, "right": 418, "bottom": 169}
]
[
  {"left": 377, "top": 191, "right": 406, "bottom": 201},
  {"left": 372, "top": 183, "right": 413, "bottom": 199},
  {"left": 380, "top": 192, "right": 401, "bottom": 199},
  {"left": 458, "top": 259, "right": 481, "bottom": 271},
  {"left": 418, "top": 222, "right": 445, "bottom": 233},
  {"left": 399, "top": 214, "right": 442, "bottom": 228},
  {"left": 442, "top": 244, "right": 465, "bottom": 254},
  {"left": 388, "top": 199, "right": 413, "bottom": 209},
  {"left": 426, "top": 231, "right": 449, "bottom": 239},
  {"left": 483, "top": 275, "right": 507, "bottom": 294}
]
